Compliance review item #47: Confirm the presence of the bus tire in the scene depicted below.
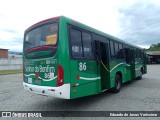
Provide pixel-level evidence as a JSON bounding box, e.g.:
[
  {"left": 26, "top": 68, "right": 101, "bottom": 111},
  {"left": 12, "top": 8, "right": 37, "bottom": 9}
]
[
  {"left": 112, "top": 74, "right": 122, "bottom": 93},
  {"left": 137, "top": 75, "right": 142, "bottom": 80},
  {"left": 137, "top": 69, "right": 143, "bottom": 80}
]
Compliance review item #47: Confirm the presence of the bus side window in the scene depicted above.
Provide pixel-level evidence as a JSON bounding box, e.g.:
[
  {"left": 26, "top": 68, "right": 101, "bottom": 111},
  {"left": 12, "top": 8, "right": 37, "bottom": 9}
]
[
  {"left": 135, "top": 49, "right": 141, "bottom": 61},
  {"left": 115, "top": 42, "right": 119, "bottom": 59},
  {"left": 117, "top": 43, "right": 124, "bottom": 59},
  {"left": 109, "top": 40, "right": 115, "bottom": 59},
  {"left": 70, "top": 29, "right": 83, "bottom": 58},
  {"left": 82, "top": 32, "right": 94, "bottom": 59}
]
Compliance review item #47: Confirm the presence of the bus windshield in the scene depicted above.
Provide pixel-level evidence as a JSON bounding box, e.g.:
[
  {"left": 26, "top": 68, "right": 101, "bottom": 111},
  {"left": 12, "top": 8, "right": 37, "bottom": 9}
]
[{"left": 24, "top": 23, "right": 58, "bottom": 59}]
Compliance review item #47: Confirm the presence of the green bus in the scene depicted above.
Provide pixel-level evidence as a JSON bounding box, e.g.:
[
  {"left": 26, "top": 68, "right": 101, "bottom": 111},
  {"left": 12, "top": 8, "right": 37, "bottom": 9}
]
[{"left": 23, "top": 16, "right": 147, "bottom": 99}]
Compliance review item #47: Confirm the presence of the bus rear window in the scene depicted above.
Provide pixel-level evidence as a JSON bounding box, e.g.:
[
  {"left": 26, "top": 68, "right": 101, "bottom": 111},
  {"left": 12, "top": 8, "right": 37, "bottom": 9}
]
[{"left": 24, "top": 23, "right": 58, "bottom": 52}]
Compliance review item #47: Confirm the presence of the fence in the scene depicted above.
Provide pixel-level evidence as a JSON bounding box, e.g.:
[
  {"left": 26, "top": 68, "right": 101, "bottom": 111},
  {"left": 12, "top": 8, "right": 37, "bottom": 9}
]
[{"left": 0, "top": 58, "right": 22, "bottom": 70}]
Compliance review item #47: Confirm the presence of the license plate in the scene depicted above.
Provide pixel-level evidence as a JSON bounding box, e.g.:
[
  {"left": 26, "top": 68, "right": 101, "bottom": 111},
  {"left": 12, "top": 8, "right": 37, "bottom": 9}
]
[
  {"left": 35, "top": 80, "right": 41, "bottom": 85},
  {"left": 28, "top": 78, "right": 32, "bottom": 84}
]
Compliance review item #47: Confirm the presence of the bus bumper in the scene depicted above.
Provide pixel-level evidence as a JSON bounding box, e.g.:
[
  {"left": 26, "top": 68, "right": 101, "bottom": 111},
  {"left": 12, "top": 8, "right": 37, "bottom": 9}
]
[{"left": 23, "top": 82, "right": 70, "bottom": 99}]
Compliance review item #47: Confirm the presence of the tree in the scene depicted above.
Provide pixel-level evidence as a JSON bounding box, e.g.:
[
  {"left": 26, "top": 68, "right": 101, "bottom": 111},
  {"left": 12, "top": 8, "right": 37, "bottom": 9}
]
[{"left": 148, "top": 43, "right": 160, "bottom": 51}]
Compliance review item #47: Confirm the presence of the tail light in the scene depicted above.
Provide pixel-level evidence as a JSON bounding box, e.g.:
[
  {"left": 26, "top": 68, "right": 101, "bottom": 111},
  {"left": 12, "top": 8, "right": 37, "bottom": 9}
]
[{"left": 56, "top": 64, "right": 64, "bottom": 86}]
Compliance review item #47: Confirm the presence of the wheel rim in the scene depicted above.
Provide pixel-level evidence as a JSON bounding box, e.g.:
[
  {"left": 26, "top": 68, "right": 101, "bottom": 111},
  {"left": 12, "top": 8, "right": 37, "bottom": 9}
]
[
  {"left": 116, "top": 77, "right": 121, "bottom": 90},
  {"left": 117, "top": 80, "right": 120, "bottom": 89}
]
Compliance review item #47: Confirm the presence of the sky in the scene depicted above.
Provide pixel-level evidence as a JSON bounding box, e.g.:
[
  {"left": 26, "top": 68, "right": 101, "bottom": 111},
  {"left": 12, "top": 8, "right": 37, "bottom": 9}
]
[{"left": 0, "top": 0, "right": 160, "bottom": 51}]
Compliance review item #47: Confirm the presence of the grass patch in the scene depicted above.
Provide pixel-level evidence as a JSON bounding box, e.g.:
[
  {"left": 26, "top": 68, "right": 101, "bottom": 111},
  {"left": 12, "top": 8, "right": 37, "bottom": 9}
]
[{"left": 0, "top": 70, "right": 22, "bottom": 75}]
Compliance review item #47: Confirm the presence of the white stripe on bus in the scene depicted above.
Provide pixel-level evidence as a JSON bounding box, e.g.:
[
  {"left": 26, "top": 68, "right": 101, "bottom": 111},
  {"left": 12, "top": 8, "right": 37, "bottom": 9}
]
[
  {"left": 110, "top": 63, "right": 130, "bottom": 72},
  {"left": 38, "top": 76, "right": 57, "bottom": 81},
  {"left": 24, "top": 74, "right": 57, "bottom": 81},
  {"left": 80, "top": 77, "right": 101, "bottom": 80},
  {"left": 24, "top": 74, "right": 35, "bottom": 77}
]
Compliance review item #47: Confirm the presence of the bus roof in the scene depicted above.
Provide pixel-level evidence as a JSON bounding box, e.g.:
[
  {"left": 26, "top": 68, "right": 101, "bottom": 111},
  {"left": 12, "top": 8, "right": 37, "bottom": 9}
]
[
  {"left": 25, "top": 16, "right": 60, "bottom": 33},
  {"left": 24, "top": 15, "right": 143, "bottom": 50}
]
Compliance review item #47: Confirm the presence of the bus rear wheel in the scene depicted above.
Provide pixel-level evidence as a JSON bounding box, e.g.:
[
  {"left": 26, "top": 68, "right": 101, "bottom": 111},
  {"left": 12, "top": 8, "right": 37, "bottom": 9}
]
[{"left": 112, "top": 74, "right": 122, "bottom": 93}]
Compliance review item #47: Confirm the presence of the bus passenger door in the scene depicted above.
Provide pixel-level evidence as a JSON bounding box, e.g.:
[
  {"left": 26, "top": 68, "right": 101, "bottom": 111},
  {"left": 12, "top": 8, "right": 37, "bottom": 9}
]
[
  {"left": 125, "top": 48, "right": 131, "bottom": 81},
  {"left": 130, "top": 49, "right": 136, "bottom": 80},
  {"left": 95, "top": 41, "right": 110, "bottom": 91},
  {"left": 125, "top": 48, "right": 135, "bottom": 80}
]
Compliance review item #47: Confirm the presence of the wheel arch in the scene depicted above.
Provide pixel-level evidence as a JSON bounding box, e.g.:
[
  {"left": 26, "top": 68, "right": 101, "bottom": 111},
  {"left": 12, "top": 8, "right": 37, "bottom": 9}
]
[{"left": 116, "top": 71, "right": 122, "bottom": 83}]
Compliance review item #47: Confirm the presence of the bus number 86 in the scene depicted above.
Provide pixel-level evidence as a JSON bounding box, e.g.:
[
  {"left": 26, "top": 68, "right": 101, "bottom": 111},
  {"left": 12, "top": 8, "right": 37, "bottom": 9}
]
[{"left": 79, "top": 62, "right": 86, "bottom": 71}]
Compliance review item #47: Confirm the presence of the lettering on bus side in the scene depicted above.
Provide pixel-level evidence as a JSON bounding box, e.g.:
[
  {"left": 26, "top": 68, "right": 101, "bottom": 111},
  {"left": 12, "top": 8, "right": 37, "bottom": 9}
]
[
  {"left": 25, "top": 65, "right": 55, "bottom": 73},
  {"left": 79, "top": 62, "right": 87, "bottom": 71},
  {"left": 46, "top": 59, "right": 57, "bottom": 64}
]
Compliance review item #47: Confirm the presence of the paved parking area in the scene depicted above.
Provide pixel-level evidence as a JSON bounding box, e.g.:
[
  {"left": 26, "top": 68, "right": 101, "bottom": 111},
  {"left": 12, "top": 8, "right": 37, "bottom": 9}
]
[{"left": 0, "top": 65, "right": 160, "bottom": 120}]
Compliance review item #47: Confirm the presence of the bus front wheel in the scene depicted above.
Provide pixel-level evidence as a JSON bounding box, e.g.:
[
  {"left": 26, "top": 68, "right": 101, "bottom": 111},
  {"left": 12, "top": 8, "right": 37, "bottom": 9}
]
[{"left": 111, "top": 74, "right": 122, "bottom": 93}]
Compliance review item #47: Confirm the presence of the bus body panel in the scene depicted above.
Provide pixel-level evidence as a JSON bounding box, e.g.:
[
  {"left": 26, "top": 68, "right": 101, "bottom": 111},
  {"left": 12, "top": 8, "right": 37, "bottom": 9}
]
[
  {"left": 109, "top": 60, "right": 126, "bottom": 87},
  {"left": 58, "top": 16, "right": 71, "bottom": 86},
  {"left": 71, "top": 81, "right": 99, "bottom": 99},
  {"left": 23, "top": 16, "right": 147, "bottom": 99},
  {"left": 125, "top": 65, "right": 132, "bottom": 81},
  {"left": 69, "top": 60, "right": 101, "bottom": 99},
  {"left": 24, "top": 57, "right": 58, "bottom": 87}
]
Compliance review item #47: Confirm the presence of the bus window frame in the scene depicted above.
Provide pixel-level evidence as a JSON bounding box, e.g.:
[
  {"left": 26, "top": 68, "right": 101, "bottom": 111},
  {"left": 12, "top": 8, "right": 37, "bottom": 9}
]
[
  {"left": 23, "top": 21, "right": 59, "bottom": 59},
  {"left": 67, "top": 24, "right": 95, "bottom": 60},
  {"left": 109, "top": 40, "right": 116, "bottom": 59},
  {"left": 69, "top": 28, "right": 83, "bottom": 58},
  {"left": 117, "top": 43, "right": 125, "bottom": 60}
]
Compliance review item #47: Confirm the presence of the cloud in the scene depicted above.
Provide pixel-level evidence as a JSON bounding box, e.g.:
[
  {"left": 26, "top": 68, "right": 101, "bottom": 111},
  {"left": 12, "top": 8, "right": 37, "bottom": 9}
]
[
  {"left": 0, "top": 0, "right": 120, "bottom": 51},
  {"left": 1, "top": 29, "right": 18, "bottom": 34},
  {"left": 117, "top": 1, "right": 160, "bottom": 48},
  {"left": 0, "top": 28, "right": 23, "bottom": 51},
  {"left": 0, "top": 0, "right": 160, "bottom": 51}
]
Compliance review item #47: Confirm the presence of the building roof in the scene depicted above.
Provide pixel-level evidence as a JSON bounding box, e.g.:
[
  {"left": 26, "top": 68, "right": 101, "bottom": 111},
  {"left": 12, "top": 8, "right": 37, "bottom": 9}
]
[
  {"left": 147, "top": 51, "right": 160, "bottom": 55},
  {"left": 0, "top": 48, "right": 8, "bottom": 50}
]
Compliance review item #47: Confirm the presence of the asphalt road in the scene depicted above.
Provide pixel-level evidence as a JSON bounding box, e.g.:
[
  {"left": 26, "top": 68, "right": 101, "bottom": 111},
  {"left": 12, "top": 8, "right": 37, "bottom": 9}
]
[{"left": 0, "top": 65, "right": 160, "bottom": 120}]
